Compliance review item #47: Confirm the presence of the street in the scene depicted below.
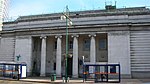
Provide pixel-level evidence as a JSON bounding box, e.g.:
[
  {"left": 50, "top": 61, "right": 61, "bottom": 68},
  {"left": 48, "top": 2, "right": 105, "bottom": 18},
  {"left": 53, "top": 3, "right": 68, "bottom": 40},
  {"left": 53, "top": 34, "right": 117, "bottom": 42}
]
[
  {"left": 0, "top": 78, "right": 150, "bottom": 84},
  {"left": 0, "top": 80, "right": 49, "bottom": 84}
]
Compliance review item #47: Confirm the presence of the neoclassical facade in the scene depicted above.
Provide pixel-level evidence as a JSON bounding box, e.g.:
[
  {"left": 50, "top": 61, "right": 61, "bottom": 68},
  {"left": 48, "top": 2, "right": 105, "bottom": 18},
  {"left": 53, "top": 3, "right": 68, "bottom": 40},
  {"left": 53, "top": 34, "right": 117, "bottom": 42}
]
[{"left": 0, "top": 7, "right": 150, "bottom": 78}]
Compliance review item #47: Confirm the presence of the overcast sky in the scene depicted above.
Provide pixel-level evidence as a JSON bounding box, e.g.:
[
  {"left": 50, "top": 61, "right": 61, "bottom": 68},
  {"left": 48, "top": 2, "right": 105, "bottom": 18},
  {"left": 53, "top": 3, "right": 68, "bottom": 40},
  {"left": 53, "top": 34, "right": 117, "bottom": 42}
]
[{"left": 9, "top": 0, "right": 150, "bottom": 18}]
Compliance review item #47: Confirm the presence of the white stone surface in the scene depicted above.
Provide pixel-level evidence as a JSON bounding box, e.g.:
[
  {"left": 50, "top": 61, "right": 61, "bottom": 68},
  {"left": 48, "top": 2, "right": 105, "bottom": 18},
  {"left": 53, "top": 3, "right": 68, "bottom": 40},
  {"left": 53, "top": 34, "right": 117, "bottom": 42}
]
[
  {"left": 46, "top": 37, "right": 55, "bottom": 74},
  {"left": 73, "top": 36, "right": 78, "bottom": 78},
  {"left": 14, "top": 36, "right": 32, "bottom": 75},
  {"left": 130, "top": 31, "right": 150, "bottom": 72},
  {"left": 90, "top": 35, "right": 96, "bottom": 63},
  {"left": 40, "top": 36, "right": 46, "bottom": 76},
  {"left": 108, "top": 31, "right": 131, "bottom": 75},
  {"left": 89, "top": 35, "right": 96, "bottom": 77},
  {"left": 56, "top": 36, "right": 62, "bottom": 77},
  {"left": 0, "top": 37, "right": 15, "bottom": 61}
]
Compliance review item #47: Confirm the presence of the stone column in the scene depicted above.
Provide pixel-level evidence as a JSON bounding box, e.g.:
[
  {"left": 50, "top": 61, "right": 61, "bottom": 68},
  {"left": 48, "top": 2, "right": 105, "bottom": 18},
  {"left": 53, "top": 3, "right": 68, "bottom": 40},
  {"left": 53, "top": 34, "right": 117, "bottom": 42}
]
[
  {"left": 89, "top": 34, "right": 96, "bottom": 64},
  {"left": 40, "top": 36, "right": 47, "bottom": 76},
  {"left": 72, "top": 35, "right": 79, "bottom": 78},
  {"left": 89, "top": 34, "right": 96, "bottom": 77},
  {"left": 55, "top": 35, "right": 62, "bottom": 77}
]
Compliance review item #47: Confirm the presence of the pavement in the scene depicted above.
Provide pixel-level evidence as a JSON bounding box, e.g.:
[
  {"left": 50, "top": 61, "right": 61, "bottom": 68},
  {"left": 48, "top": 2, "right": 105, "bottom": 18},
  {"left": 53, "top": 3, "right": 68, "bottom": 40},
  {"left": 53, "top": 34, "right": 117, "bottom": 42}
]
[{"left": 0, "top": 77, "right": 150, "bottom": 84}]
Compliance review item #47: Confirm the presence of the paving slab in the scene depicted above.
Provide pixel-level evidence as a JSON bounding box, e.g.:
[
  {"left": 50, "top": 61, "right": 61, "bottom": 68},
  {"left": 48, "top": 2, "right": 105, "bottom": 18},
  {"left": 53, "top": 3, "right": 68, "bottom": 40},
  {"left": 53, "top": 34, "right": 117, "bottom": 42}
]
[{"left": 0, "top": 77, "right": 150, "bottom": 84}]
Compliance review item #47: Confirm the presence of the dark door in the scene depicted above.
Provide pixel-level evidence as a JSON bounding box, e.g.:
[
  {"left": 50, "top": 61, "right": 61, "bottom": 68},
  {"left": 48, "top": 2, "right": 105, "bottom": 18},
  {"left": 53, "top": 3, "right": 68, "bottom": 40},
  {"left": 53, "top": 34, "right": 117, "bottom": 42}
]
[{"left": 67, "top": 57, "right": 73, "bottom": 77}]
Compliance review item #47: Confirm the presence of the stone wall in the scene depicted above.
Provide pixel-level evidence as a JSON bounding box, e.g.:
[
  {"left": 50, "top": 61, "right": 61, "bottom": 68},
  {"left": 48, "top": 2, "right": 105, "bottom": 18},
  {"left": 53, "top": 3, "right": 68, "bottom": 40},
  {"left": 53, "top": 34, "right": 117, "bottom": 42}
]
[
  {"left": 0, "top": 37, "right": 15, "bottom": 61},
  {"left": 108, "top": 31, "right": 131, "bottom": 78},
  {"left": 130, "top": 31, "right": 150, "bottom": 78},
  {"left": 15, "top": 36, "right": 32, "bottom": 76}
]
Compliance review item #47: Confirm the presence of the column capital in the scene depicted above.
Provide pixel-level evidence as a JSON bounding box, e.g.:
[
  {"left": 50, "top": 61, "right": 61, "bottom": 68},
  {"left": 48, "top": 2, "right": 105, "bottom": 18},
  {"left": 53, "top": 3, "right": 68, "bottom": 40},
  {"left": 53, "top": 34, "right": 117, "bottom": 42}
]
[
  {"left": 40, "top": 35, "right": 47, "bottom": 39},
  {"left": 71, "top": 35, "right": 79, "bottom": 38},
  {"left": 88, "top": 34, "right": 96, "bottom": 37},
  {"left": 55, "top": 35, "right": 62, "bottom": 39}
]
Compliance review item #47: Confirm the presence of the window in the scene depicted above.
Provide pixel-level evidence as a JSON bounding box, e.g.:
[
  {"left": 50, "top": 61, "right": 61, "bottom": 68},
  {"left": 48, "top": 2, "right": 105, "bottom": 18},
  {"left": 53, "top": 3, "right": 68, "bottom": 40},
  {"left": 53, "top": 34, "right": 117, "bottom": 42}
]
[
  {"left": 69, "top": 41, "right": 73, "bottom": 50},
  {"left": 33, "top": 38, "right": 41, "bottom": 51},
  {"left": 83, "top": 39, "right": 90, "bottom": 50},
  {"left": 99, "top": 39, "right": 107, "bottom": 50},
  {"left": 33, "top": 40, "right": 37, "bottom": 51}
]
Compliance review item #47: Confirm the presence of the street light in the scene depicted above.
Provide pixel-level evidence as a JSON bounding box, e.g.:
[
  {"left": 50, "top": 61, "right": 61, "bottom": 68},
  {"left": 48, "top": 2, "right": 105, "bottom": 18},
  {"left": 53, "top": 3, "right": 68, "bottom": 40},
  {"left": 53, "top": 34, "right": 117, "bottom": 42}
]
[{"left": 61, "top": 5, "right": 72, "bottom": 83}]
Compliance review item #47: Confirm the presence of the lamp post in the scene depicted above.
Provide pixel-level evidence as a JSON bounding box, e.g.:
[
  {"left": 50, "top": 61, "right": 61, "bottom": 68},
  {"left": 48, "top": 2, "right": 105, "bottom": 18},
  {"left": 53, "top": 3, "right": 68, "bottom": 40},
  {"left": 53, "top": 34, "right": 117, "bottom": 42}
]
[{"left": 61, "top": 5, "right": 72, "bottom": 83}]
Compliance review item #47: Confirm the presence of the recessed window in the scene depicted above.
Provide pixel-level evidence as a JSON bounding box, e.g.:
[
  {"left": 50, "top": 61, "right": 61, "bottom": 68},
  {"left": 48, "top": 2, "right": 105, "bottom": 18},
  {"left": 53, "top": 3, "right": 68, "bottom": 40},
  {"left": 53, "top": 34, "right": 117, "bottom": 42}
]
[
  {"left": 99, "top": 39, "right": 107, "bottom": 50},
  {"left": 33, "top": 40, "right": 37, "bottom": 51},
  {"left": 33, "top": 38, "right": 41, "bottom": 51},
  {"left": 69, "top": 41, "right": 73, "bottom": 50},
  {"left": 54, "top": 62, "right": 56, "bottom": 70},
  {"left": 83, "top": 39, "right": 90, "bottom": 50},
  {"left": 54, "top": 41, "right": 57, "bottom": 49}
]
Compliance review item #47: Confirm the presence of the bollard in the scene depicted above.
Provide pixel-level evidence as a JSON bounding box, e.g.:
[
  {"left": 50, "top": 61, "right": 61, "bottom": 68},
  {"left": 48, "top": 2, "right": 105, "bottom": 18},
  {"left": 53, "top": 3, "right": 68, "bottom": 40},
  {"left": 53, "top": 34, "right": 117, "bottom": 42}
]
[
  {"left": 62, "top": 77, "right": 65, "bottom": 83},
  {"left": 67, "top": 77, "right": 70, "bottom": 82},
  {"left": 51, "top": 74, "right": 56, "bottom": 81}
]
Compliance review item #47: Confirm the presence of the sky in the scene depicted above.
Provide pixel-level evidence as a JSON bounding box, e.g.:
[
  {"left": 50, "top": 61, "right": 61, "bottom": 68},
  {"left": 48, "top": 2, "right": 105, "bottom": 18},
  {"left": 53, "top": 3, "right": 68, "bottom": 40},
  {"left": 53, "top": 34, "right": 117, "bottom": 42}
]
[{"left": 8, "top": 0, "right": 150, "bottom": 18}]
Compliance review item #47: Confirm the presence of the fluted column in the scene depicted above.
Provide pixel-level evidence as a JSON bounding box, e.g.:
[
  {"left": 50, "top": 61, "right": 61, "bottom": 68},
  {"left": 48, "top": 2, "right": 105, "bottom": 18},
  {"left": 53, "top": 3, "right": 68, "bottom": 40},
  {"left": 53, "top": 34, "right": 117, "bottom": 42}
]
[
  {"left": 72, "top": 35, "right": 79, "bottom": 78},
  {"left": 89, "top": 34, "right": 96, "bottom": 64},
  {"left": 40, "top": 36, "right": 47, "bottom": 76},
  {"left": 55, "top": 35, "right": 62, "bottom": 77}
]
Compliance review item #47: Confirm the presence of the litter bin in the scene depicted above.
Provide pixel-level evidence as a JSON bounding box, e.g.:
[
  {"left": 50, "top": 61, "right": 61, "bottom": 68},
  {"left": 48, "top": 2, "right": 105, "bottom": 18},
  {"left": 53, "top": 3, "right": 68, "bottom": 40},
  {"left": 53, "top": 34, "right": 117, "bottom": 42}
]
[{"left": 51, "top": 74, "right": 56, "bottom": 81}]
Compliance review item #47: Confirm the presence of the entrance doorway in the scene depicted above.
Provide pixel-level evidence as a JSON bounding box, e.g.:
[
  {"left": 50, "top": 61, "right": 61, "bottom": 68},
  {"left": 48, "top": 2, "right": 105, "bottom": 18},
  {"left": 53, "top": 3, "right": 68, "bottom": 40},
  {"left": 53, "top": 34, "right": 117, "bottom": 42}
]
[
  {"left": 67, "top": 56, "right": 73, "bottom": 77},
  {"left": 32, "top": 37, "right": 41, "bottom": 76}
]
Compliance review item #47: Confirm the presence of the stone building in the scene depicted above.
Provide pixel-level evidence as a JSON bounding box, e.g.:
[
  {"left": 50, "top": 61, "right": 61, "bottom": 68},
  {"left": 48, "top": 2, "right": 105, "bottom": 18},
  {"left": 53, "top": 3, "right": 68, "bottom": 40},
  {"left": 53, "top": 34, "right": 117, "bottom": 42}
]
[{"left": 0, "top": 7, "right": 150, "bottom": 78}]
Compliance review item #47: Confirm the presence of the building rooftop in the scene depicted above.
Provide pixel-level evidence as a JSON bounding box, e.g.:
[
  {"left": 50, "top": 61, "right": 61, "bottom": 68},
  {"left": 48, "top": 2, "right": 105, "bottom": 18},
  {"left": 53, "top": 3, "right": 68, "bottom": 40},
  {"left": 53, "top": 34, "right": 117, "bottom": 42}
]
[
  {"left": 2, "top": 6, "right": 150, "bottom": 31},
  {"left": 4, "top": 6, "right": 150, "bottom": 23}
]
